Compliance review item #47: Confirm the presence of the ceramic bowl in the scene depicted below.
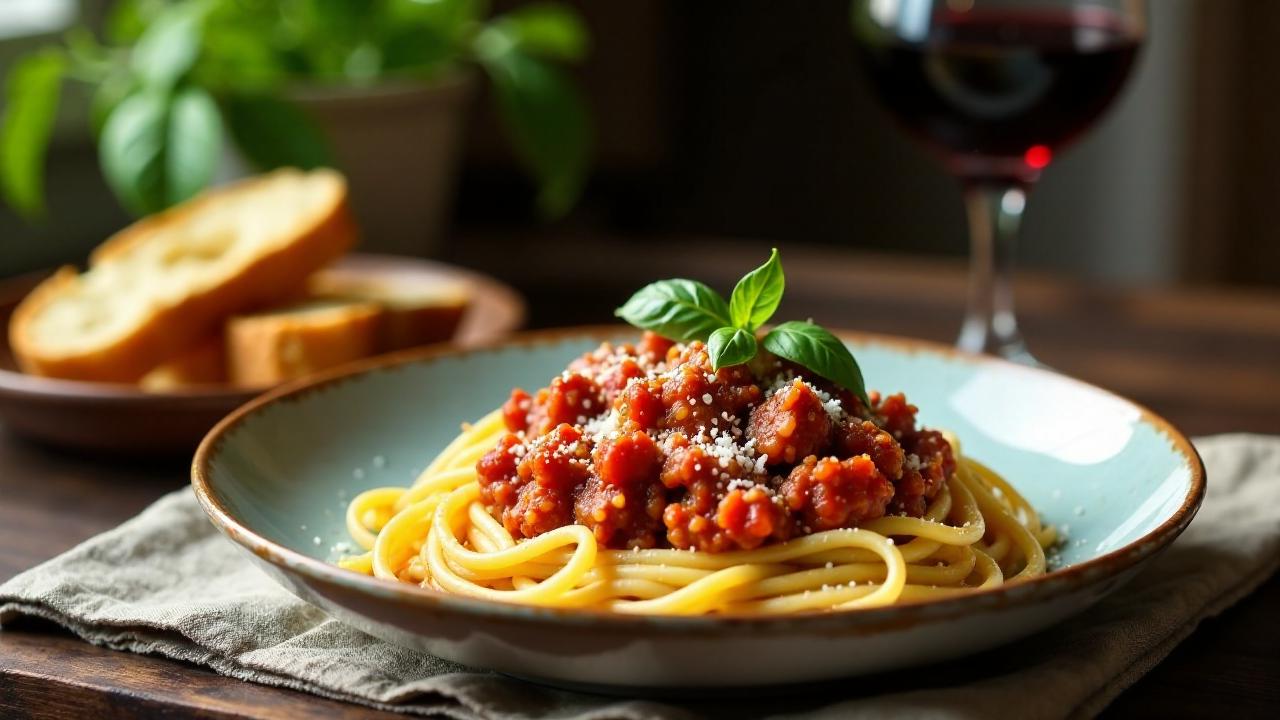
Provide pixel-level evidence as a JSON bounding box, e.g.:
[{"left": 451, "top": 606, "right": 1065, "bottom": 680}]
[
  {"left": 0, "top": 254, "right": 524, "bottom": 454},
  {"left": 192, "top": 327, "right": 1204, "bottom": 689}
]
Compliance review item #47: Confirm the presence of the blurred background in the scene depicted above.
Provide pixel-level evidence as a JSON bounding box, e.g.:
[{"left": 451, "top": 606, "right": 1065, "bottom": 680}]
[{"left": 1, "top": 0, "right": 1276, "bottom": 319}]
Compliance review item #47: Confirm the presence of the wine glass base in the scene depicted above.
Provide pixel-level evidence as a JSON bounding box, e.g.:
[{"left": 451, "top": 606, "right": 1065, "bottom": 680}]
[
  {"left": 955, "top": 325, "right": 1038, "bottom": 366},
  {"left": 999, "top": 344, "right": 1040, "bottom": 367}
]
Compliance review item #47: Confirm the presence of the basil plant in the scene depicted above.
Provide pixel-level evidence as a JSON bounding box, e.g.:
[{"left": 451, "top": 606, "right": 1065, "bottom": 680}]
[{"left": 0, "top": 0, "right": 591, "bottom": 220}]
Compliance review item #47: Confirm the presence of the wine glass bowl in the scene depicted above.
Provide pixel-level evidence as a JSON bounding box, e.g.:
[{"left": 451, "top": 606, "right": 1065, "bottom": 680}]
[{"left": 852, "top": 0, "right": 1146, "bottom": 360}]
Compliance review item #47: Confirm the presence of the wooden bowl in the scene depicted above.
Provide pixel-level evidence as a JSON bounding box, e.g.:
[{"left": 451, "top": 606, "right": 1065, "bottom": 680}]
[{"left": 0, "top": 254, "right": 525, "bottom": 455}]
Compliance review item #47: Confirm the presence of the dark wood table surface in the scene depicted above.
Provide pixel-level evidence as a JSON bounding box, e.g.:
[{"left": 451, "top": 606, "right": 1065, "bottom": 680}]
[{"left": 2, "top": 238, "right": 1278, "bottom": 718}]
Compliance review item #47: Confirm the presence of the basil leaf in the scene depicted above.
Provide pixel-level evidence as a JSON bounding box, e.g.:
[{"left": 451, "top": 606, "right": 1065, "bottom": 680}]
[
  {"left": 763, "top": 321, "right": 869, "bottom": 407},
  {"left": 224, "top": 95, "right": 334, "bottom": 171},
  {"left": 615, "top": 279, "right": 731, "bottom": 343},
  {"left": 729, "top": 247, "right": 784, "bottom": 331},
  {"left": 107, "top": 0, "right": 165, "bottom": 44},
  {"left": 476, "top": 40, "right": 591, "bottom": 217},
  {"left": 90, "top": 72, "right": 136, "bottom": 139},
  {"left": 132, "top": 3, "right": 206, "bottom": 90},
  {"left": 490, "top": 3, "right": 589, "bottom": 62},
  {"left": 99, "top": 84, "right": 222, "bottom": 214},
  {"left": 0, "top": 48, "right": 65, "bottom": 220},
  {"left": 165, "top": 85, "right": 222, "bottom": 205},
  {"left": 195, "top": 13, "right": 290, "bottom": 92},
  {"left": 99, "top": 89, "right": 169, "bottom": 214},
  {"left": 707, "top": 326, "right": 757, "bottom": 370}
]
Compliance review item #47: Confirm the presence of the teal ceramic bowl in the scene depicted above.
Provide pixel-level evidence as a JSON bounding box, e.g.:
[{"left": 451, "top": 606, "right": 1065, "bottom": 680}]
[{"left": 192, "top": 327, "right": 1204, "bottom": 688}]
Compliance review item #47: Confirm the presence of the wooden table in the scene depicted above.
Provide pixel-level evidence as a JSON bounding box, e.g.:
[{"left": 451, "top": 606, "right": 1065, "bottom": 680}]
[{"left": 3, "top": 240, "right": 1278, "bottom": 718}]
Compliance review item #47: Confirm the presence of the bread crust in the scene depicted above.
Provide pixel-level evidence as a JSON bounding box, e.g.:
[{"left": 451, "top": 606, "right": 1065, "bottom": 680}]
[
  {"left": 226, "top": 301, "right": 383, "bottom": 386},
  {"left": 378, "top": 302, "right": 468, "bottom": 352},
  {"left": 307, "top": 269, "right": 469, "bottom": 352},
  {"left": 9, "top": 169, "right": 357, "bottom": 382},
  {"left": 139, "top": 334, "right": 228, "bottom": 390}
]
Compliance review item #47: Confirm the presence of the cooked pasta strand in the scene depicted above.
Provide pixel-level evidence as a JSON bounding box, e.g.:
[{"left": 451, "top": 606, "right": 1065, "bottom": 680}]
[{"left": 336, "top": 413, "right": 1054, "bottom": 614}]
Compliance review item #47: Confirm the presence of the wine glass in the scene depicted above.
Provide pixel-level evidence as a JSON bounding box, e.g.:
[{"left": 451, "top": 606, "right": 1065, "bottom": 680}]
[{"left": 851, "top": 0, "right": 1146, "bottom": 362}]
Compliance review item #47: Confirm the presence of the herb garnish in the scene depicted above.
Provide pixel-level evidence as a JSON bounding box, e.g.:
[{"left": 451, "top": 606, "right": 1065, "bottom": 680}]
[{"left": 615, "top": 249, "right": 869, "bottom": 407}]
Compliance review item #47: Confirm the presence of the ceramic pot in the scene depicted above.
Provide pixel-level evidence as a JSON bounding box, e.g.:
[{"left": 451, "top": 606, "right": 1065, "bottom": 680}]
[
  {"left": 289, "top": 75, "right": 475, "bottom": 256},
  {"left": 215, "top": 75, "right": 476, "bottom": 257}
]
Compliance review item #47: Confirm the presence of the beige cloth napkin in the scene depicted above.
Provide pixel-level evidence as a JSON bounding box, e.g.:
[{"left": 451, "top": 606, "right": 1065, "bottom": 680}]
[{"left": 2, "top": 434, "right": 1278, "bottom": 719}]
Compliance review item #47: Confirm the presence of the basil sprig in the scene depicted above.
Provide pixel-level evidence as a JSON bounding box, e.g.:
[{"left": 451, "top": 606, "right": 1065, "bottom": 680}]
[
  {"left": 729, "top": 247, "right": 785, "bottom": 330},
  {"left": 707, "top": 326, "right": 757, "bottom": 368},
  {"left": 614, "top": 278, "right": 729, "bottom": 343},
  {"left": 762, "top": 321, "right": 868, "bottom": 407},
  {"left": 614, "top": 249, "right": 870, "bottom": 406}
]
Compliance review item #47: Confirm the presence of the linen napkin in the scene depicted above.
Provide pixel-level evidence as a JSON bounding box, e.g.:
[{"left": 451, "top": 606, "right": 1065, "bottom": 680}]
[{"left": 3, "top": 434, "right": 1279, "bottom": 720}]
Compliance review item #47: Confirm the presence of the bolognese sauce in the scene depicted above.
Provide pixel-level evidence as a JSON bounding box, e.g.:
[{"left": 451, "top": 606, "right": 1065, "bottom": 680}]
[{"left": 476, "top": 332, "right": 955, "bottom": 552}]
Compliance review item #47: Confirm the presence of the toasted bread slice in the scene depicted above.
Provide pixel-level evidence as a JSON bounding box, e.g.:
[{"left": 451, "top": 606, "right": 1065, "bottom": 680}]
[
  {"left": 226, "top": 299, "right": 383, "bottom": 386},
  {"left": 308, "top": 268, "right": 469, "bottom": 352},
  {"left": 9, "top": 168, "right": 356, "bottom": 382},
  {"left": 139, "top": 334, "right": 227, "bottom": 391}
]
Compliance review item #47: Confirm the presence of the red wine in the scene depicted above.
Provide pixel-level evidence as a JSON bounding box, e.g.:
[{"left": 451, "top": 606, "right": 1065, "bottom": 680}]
[{"left": 856, "top": 8, "right": 1140, "bottom": 180}]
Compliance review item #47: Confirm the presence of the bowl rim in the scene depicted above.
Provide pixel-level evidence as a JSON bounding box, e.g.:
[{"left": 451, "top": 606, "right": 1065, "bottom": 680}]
[{"left": 191, "top": 325, "right": 1206, "bottom": 633}]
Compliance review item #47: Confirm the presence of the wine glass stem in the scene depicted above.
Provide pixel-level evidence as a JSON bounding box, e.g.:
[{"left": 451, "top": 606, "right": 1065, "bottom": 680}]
[{"left": 957, "top": 182, "right": 1033, "bottom": 362}]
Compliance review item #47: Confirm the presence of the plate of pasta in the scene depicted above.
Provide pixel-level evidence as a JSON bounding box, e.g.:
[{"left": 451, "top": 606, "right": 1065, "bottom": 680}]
[{"left": 193, "top": 253, "right": 1203, "bottom": 688}]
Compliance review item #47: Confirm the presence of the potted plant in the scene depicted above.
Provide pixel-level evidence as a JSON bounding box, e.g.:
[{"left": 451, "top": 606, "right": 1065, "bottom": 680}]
[{"left": 0, "top": 0, "right": 591, "bottom": 254}]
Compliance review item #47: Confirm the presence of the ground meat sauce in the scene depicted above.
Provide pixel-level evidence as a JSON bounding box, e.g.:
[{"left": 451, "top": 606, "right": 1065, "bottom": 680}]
[{"left": 475, "top": 332, "right": 956, "bottom": 552}]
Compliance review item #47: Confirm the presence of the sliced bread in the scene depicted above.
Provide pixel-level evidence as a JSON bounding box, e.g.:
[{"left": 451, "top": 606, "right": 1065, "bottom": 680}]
[
  {"left": 307, "top": 268, "right": 470, "bottom": 352},
  {"left": 138, "top": 334, "right": 227, "bottom": 391},
  {"left": 226, "top": 299, "right": 383, "bottom": 387},
  {"left": 9, "top": 168, "right": 356, "bottom": 382}
]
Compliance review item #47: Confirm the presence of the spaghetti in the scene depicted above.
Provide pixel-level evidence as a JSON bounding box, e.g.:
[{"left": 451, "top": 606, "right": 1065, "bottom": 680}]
[{"left": 337, "top": 335, "right": 1055, "bottom": 615}]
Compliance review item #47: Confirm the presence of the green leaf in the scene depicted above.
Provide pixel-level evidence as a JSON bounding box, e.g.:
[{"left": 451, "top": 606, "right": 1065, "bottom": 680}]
[
  {"left": 223, "top": 95, "right": 334, "bottom": 171},
  {"left": 132, "top": 3, "right": 206, "bottom": 89},
  {"left": 491, "top": 3, "right": 589, "bottom": 62},
  {"left": 476, "top": 42, "right": 590, "bottom": 217},
  {"left": 107, "top": 0, "right": 169, "bottom": 44},
  {"left": 64, "top": 27, "right": 114, "bottom": 80},
  {"left": 763, "top": 321, "right": 870, "bottom": 407},
  {"left": 90, "top": 73, "right": 137, "bottom": 139},
  {"left": 99, "top": 89, "right": 169, "bottom": 214},
  {"left": 0, "top": 48, "right": 66, "bottom": 219},
  {"left": 378, "top": 27, "right": 453, "bottom": 76},
  {"left": 707, "top": 326, "right": 758, "bottom": 371},
  {"left": 166, "top": 86, "right": 222, "bottom": 204},
  {"left": 100, "top": 85, "right": 225, "bottom": 215},
  {"left": 729, "top": 247, "right": 784, "bottom": 331},
  {"left": 386, "top": 0, "right": 480, "bottom": 31},
  {"left": 194, "top": 15, "right": 289, "bottom": 92},
  {"left": 385, "top": 0, "right": 482, "bottom": 64},
  {"left": 279, "top": 0, "right": 375, "bottom": 79},
  {"left": 378, "top": 0, "right": 478, "bottom": 77},
  {"left": 615, "top": 279, "right": 731, "bottom": 343}
]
